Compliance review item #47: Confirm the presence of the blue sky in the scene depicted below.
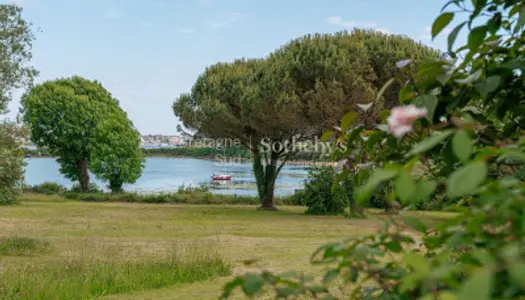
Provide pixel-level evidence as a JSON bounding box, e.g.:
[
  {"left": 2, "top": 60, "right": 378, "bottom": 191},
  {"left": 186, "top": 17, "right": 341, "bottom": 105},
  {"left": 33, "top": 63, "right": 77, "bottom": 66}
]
[{"left": 3, "top": 0, "right": 466, "bottom": 134}]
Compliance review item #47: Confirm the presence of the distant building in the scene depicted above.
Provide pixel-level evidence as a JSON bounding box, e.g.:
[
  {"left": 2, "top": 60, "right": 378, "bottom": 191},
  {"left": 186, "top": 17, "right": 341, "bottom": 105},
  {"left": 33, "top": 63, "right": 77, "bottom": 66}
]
[{"left": 169, "top": 136, "right": 181, "bottom": 145}]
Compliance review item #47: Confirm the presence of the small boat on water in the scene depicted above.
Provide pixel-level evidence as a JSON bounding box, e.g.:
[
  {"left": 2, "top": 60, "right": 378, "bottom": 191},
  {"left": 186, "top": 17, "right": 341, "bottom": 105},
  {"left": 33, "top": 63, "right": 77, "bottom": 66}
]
[{"left": 212, "top": 174, "right": 232, "bottom": 181}]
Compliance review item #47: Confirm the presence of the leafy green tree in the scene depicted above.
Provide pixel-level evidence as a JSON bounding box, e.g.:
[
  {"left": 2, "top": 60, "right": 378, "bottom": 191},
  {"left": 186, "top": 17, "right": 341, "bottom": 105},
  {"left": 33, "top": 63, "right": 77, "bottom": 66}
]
[
  {"left": 254, "top": 31, "right": 438, "bottom": 210},
  {"left": 0, "top": 4, "right": 38, "bottom": 113},
  {"left": 175, "top": 31, "right": 438, "bottom": 210},
  {"left": 0, "top": 122, "right": 26, "bottom": 204},
  {"left": 0, "top": 4, "right": 37, "bottom": 204},
  {"left": 88, "top": 117, "right": 145, "bottom": 193},
  {"left": 20, "top": 76, "right": 127, "bottom": 192},
  {"left": 174, "top": 59, "right": 274, "bottom": 208}
]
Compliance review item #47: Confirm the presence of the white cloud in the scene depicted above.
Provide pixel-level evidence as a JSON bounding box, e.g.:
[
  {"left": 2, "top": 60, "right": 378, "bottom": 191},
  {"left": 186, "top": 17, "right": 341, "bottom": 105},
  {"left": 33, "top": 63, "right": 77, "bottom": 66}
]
[
  {"left": 179, "top": 28, "right": 195, "bottom": 34},
  {"left": 419, "top": 26, "right": 452, "bottom": 40},
  {"left": 419, "top": 26, "right": 432, "bottom": 40},
  {"left": 327, "top": 16, "right": 378, "bottom": 28},
  {"left": 139, "top": 21, "right": 154, "bottom": 28},
  {"left": 375, "top": 28, "right": 390, "bottom": 34},
  {"left": 210, "top": 12, "right": 243, "bottom": 28}
]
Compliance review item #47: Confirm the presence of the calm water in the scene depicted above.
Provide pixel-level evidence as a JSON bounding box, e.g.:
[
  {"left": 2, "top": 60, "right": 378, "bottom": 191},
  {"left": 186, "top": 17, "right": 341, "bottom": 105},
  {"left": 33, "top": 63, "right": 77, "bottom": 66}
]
[{"left": 24, "top": 157, "right": 309, "bottom": 197}]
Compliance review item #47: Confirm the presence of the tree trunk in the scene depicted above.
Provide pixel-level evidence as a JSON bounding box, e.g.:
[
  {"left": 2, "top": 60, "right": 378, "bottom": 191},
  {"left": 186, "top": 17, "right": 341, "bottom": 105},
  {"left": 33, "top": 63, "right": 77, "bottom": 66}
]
[
  {"left": 252, "top": 148, "right": 279, "bottom": 211},
  {"left": 77, "top": 159, "right": 90, "bottom": 192}
]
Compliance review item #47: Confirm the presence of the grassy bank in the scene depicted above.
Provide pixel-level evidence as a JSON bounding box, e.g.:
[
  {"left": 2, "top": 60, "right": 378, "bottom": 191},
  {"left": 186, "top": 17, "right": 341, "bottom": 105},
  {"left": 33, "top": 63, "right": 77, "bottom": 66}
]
[{"left": 0, "top": 194, "right": 453, "bottom": 299}]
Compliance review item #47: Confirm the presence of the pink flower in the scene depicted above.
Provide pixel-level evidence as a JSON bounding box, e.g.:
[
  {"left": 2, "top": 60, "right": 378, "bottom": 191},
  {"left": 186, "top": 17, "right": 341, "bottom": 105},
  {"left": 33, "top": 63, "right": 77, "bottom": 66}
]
[{"left": 387, "top": 105, "right": 428, "bottom": 137}]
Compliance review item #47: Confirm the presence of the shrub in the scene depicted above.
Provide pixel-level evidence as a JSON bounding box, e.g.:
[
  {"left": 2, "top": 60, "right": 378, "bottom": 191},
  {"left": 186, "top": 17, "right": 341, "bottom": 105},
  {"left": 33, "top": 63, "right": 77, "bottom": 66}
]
[
  {"left": 302, "top": 167, "right": 349, "bottom": 215},
  {"left": 69, "top": 183, "right": 102, "bottom": 193},
  {"left": 30, "top": 182, "right": 66, "bottom": 195},
  {"left": 61, "top": 190, "right": 299, "bottom": 206},
  {"left": 288, "top": 190, "right": 306, "bottom": 206}
]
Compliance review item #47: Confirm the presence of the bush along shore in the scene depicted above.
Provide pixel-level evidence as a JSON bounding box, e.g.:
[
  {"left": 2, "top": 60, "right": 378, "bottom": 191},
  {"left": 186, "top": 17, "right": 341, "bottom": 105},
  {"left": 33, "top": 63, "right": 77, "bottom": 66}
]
[{"left": 24, "top": 182, "right": 305, "bottom": 206}]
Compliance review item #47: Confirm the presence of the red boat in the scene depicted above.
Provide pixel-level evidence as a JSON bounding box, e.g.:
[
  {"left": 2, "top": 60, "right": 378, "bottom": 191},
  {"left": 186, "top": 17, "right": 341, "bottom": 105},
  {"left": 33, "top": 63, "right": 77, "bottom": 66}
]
[{"left": 212, "top": 174, "right": 232, "bottom": 181}]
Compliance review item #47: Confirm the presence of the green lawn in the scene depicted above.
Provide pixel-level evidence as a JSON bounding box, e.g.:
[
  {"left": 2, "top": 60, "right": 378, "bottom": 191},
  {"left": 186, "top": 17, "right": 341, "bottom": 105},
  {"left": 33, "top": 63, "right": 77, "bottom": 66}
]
[{"left": 0, "top": 194, "right": 452, "bottom": 299}]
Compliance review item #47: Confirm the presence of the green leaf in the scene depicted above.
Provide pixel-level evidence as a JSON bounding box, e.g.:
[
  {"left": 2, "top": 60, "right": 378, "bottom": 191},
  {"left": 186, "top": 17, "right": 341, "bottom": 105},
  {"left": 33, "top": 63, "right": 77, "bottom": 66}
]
[
  {"left": 474, "top": 75, "right": 501, "bottom": 98},
  {"left": 497, "top": 149, "right": 525, "bottom": 164},
  {"left": 341, "top": 112, "right": 359, "bottom": 132},
  {"left": 348, "top": 266, "right": 359, "bottom": 283},
  {"left": 455, "top": 69, "right": 482, "bottom": 84},
  {"left": 395, "top": 171, "right": 415, "bottom": 205},
  {"left": 412, "top": 180, "right": 438, "bottom": 204},
  {"left": 401, "top": 215, "right": 427, "bottom": 233},
  {"left": 385, "top": 241, "right": 403, "bottom": 253},
  {"left": 438, "top": 291, "right": 458, "bottom": 300},
  {"left": 403, "top": 252, "right": 429, "bottom": 273},
  {"left": 432, "top": 12, "right": 454, "bottom": 38},
  {"left": 241, "top": 273, "right": 265, "bottom": 296},
  {"left": 499, "top": 58, "right": 525, "bottom": 71},
  {"left": 471, "top": 0, "right": 487, "bottom": 18},
  {"left": 365, "top": 131, "right": 386, "bottom": 152},
  {"left": 379, "top": 109, "right": 390, "bottom": 121},
  {"left": 399, "top": 85, "right": 415, "bottom": 103},
  {"left": 220, "top": 277, "right": 243, "bottom": 299},
  {"left": 486, "top": 18, "right": 500, "bottom": 35},
  {"left": 356, "top": 169, "right": 399, "bottom": 204},
  {"left": 509, "top": 262, "right": 525, "bottom": 288},
  {"left": 376, "top": 78, "right": 395, "bottom": 102},
  {"left": 452, "top": 130, "right": 473, "bottom": 163},
  {"left": 407, "top": 130, "right": 455, "bottom": 156},
  {"left": 320, "top": 130, "right": 334, "bottom": 142},
  {"left": 308, "top": 286, "right": 328, "bottom": 294},
  {"left": 448, "top": 21, "right": 467, "bottom": 53},
  {"left": 437, "top": 70, "right": 454, "bottom": 85},
  {"left": 323, "top": 269, "right": 339, "bottom": 284},
  {"left": 412, "top": 95, "right": 438, "bottom": 120},
  {"left": 468, "top": 26, "right": 487, "bottom": 51},
  {"left": 275, "top": 287, "right": 297, "bottom": 297},
  {"left": 457, "top": 270, "right": 493, "bottom": 300},
  {"left": 332, "top": 168, "right": 350, "bottom": 191},
  {"left": 515, "top": 6, "right": 525, "bottom": 34},
  {"left": 510, "top": 4, "right": 522, "bottom": 17},
  {"left": 447, "top": 161, "right": 488, "bottom": 198}
]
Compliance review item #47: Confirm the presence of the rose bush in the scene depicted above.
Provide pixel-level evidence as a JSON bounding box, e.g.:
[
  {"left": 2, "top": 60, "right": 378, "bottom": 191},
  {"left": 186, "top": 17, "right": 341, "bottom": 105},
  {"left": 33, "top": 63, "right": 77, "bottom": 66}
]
[{"left": 220, "top": 0, "right": 525, "bottom": 299}]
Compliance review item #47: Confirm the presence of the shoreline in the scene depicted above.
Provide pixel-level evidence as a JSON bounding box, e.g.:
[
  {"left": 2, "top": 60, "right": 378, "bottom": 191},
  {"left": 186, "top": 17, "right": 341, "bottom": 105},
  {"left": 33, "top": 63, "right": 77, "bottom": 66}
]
[{"left": 25, "top": 153, "right": 336, "bottom": 167}]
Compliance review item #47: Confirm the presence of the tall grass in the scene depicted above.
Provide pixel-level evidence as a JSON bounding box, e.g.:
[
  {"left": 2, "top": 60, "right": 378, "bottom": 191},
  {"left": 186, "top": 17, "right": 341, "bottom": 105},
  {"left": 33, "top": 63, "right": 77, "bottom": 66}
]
[
  {"left": 0, "top": 236, "right": 51, "bottom": 256},
  {"left": 0, "top": 247, "right": 231, "bottom": 299}
]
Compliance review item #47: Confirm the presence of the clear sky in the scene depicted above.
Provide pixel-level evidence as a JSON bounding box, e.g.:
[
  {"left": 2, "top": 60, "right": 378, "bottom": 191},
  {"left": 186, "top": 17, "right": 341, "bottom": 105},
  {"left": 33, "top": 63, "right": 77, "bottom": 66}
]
[{"left": 3, "top": 0, "right": 466, "bottom": 135}]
